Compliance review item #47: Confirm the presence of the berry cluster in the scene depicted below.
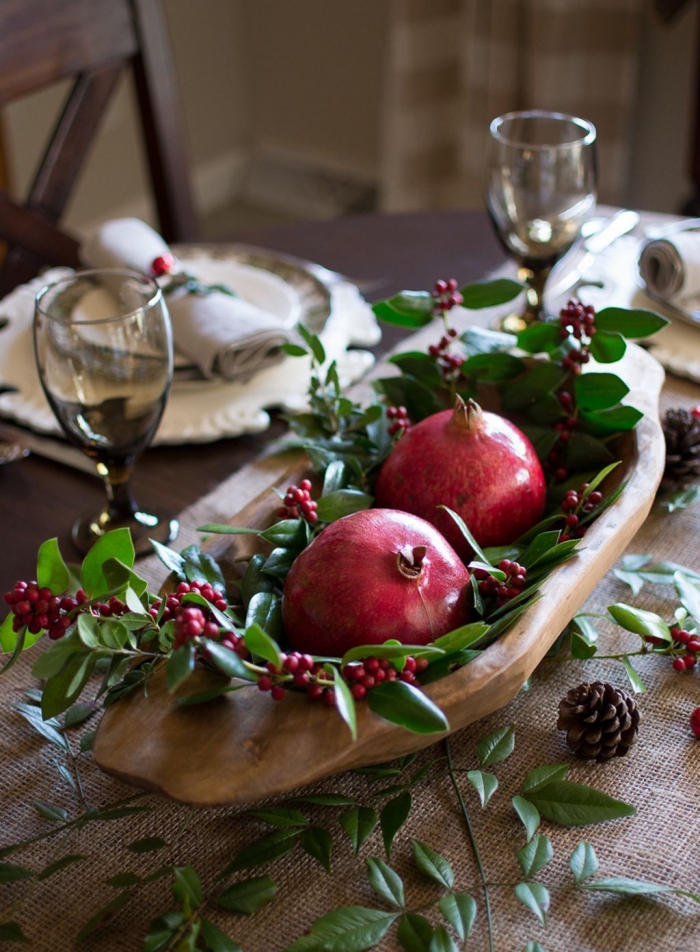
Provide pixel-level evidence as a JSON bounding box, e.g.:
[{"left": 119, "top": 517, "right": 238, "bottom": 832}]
[
  {"left": 276, "top": 480, "right": 318, "bottom": 523},
  {"left": 559, "top": 485, "right": 603, "bottom": 542},
  {"left": 343, "top": 655, "right": 429, "bottom": 700},
  {"left": 256, "top": 651, "right": 333, "bottom": 704},
  {"left": 669, "top": 628, "right": 700, "bottom": 672},
  {"left": 559, "top": 300, "right": 596, "bottom": 374},
  {"left": 3, "top": 582, "right": 128, "bottom": 641},
  {"left": 151, "top": 253, "right": 175, "bottom": 277},
  {"left": 428, "top": 329, "right": 463, "bottom": 382},
  {"left": 473, "top": 560, "right": 528, "bottom": 607},
  {"left": 149, "top": 580, "right": 240, "bottom": 653},
  {"left": 386, "top": 405, "right": 411, "bottom": 437},
  {"left": 432, "top": 278, "right": 463, "bottom": 315},
  {"left": 545, "top": 390, "right": 581, "bottom": 482}
]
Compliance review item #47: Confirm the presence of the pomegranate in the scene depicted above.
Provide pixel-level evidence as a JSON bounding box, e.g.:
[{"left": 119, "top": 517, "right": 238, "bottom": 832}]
[
  {"left": 374, "top": 396, "right": 546, "bottom": 559},
  {"left": 282, "top": 509, "right": 471, "bottom": 657}
]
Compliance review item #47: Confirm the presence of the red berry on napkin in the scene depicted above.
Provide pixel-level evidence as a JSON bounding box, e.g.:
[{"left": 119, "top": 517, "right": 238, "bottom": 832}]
[{"left": 152, "top": 253, "right": 174, "bottom": 276}]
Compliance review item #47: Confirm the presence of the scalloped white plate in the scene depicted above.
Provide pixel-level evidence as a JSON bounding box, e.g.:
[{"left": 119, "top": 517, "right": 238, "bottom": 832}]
[{"left": 0, "top": 248, "right": 381, "bottom": 445}]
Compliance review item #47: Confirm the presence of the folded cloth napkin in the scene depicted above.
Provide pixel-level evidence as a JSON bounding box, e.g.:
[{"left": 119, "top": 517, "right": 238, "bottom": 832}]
[
  {"left": 81, "top": 218, "right": 293, "bottom": 382},
  {"left": 638, "top": 230, "right": 700, "bottom": 302}
]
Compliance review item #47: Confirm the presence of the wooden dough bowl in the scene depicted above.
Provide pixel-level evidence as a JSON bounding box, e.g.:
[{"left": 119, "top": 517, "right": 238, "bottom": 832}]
[{"left": 93, "top": 345, "right": 665, "bottom": 806}]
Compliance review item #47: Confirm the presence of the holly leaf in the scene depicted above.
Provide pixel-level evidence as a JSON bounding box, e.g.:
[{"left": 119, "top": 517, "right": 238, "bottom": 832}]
[
  {"left": 589, "top": 330, "right": 627, "bottom": 363},
  {"left": 243, "top": 622, "right": 282, "bottom": 668},
  {"left": 476, "top": 725, "right": 515, "bottom": 766},
  {"left": 166, "top": 644, "right": 196, "bottom": 693},
  {"left": 36, "top": 538, "right": 70, "bottom": 594},
  {"left": 81, "top": 528, "right": 134, "bottom": 598},
  {"left": 595, "top": 307, "right": 668, "bottom": 338},
  {"left": 315, "top": 490, "right": 374, "bottom": 523},
  {"left": 460, "top": 277, "right": 524, "bottom": 309},
  {"left": 368, "top": 681, "right": 448, "bottom": 734},
  {"left": 607, "top": 603, "right": 671, "bottom": 644},
  {"left": 574, "top": 373, "right": 629, "bottom": 411}
]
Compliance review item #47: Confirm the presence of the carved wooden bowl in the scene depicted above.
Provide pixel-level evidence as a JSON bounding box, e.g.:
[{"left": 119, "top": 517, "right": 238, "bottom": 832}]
[{"left": 93, "top": 345, "right": 665, "bottom": 806}]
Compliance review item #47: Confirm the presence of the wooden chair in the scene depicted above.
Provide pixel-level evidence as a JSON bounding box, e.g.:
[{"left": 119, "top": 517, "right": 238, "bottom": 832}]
[{"left": 0, "top": 0, "right": 197, "bottom": 296}]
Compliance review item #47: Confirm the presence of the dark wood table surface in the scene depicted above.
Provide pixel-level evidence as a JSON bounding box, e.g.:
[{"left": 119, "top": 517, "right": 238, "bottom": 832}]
[{"left": 0, "top": 209, "right": 505, "bottom": 595}]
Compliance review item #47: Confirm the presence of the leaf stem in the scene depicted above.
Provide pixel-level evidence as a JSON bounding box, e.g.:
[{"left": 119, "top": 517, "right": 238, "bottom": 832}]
[{"left": 444, "top": 737, "right": 494, "bottom": 952}]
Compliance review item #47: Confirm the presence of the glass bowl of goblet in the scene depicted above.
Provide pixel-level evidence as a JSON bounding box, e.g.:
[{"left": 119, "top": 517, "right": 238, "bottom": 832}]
[
  {"left": 34, "top": 268, "right": 178, "bottom": 555},
  {"left": 486, "top": 110, "right": 598, "bottom": 333}
]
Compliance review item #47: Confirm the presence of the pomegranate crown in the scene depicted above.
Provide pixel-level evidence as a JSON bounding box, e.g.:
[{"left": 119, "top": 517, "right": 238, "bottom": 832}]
[{"left": 451, "top": 395, "right": 483, "bottom": 431}]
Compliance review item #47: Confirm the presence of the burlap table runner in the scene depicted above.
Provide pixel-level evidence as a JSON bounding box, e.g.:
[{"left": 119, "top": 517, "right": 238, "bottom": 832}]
[{"left": 2, "top": 315, "right": 700, "bottom": 951}]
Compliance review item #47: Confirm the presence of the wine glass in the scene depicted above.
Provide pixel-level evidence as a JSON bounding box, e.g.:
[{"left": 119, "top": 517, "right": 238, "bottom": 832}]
[
  {"left": 34, "top": 269, "right": 178, "bottom": 556},
  {"left": 486, "top": 110, "right": 598, "bottom": 332}
]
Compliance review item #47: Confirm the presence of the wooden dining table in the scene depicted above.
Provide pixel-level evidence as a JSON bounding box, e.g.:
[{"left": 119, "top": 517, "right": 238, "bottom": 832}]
[{"left": 2, "top": 208, "right": 700, "bottom": 952}]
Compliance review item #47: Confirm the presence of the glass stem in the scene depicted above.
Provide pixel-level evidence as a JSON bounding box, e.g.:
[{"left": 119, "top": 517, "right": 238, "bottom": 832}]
[
  {"left": 518, "top": 264, "right": 552, "bottom": 324},
  {"left": 97, "top": 461, "right": 138, "bottom": 522}
]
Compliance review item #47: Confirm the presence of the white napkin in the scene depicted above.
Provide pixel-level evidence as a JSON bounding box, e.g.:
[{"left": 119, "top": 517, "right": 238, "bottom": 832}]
[
  {"left": 638, "top": 231, "right": 700, "bottom": 302},
  {"left": 81, "top": 218, "right": 293, "bottom": 382}
]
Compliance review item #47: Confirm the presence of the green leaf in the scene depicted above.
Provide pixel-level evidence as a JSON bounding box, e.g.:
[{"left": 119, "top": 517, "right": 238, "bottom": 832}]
[
  {"left": 166, "top": 644, "right": 196, "bottom": 692},
  {"left": 332, "top": 668, "right": 358, "bottom": 741},
  {"left": 429, "top": 926, "right": 459, "bottom": 952},
  {"left": 301, "top": 826, "right": 333, "bottom": 873},
  {"left": 526, "top": 780, "right": 636, "bottom": 826},
  {"left": 368, "top": 681, "right": 448, "bottom": 735},
  {"left": 517, "top": 322, "right": 562, "bottom": 354},
  {"left": 0, "top": 862, "right": 33, "bottom": 883},
  {"left": 412, "top": 841, "right": 454, "bottom": 889},
  {"left": 514, "top": 882, "right": 549, "bottom": 926},
  {"left": 247, "top": 806, "right": 308, "bottom": 828},
  {"left": 172, "top": 865, "right": 203, "bottom": 909},
  {"left": 380, "top": 792, "right": 412, "bottom": 859},
  {"left": 219, "top": 829, "right": 300, "bottom": 876},
  {"left": 517, "top": 834, "right": 553, "bottom": 877},
  {"left": 260, "top": 519, "right": 308, "bottom": 548},
  {"left": 674, "top": 571, "right": 700, "bottom": 628},
  {"left": 463, "top": 352, "right": 525, "bottom": 382},
  {"left": 244, "top": 622, "right": 282, "bottom": 668},
  {"left": 581, "top": 876, "right": 700, "bottom": 902},
  {"left": 80, "top": 730, "right": 96, "bottom": 752},
  {"left": 0, "top": 922, "right": 29, "bottom": 943},
  {"left": 438, "top": 893, "right": 476, "bottom": 943},
  {"left": 282, "top": 343, "right": 308, "bottom": 357},
  {"left": 522, "top": 763, "right": 569, "bottom": 793},
  {"left": 41, "top": 650, "right": 97, "bottom": 719},
  {"left": 107, "top": 871, "right": 141, "bottom": 888},
  {"left": 0, "top": 622, "right": 26, "bottom": 675},
  {"left": 261, "top": 546, "right": 298, "bottom": 580},
  {"left": 581, "top": 405, "right": 643, "bottom": 436},
  {"left": 374, "top": 373, "right": 443, "bottom": 423},
  {"left": 431, "top": 622, "right": 490, "bottom": 654},
  {"left": 289, "top": 906, "right": 399, "bottom": 951},
  {"left": 217, "top": 875, "right": 277, "bottom": 914},
  {"left": 569, "top": 842, "right": 599, "bottom": 883},
  {"left": 574, "top": 372, "right": 629, "bottom": 411},
  {"left": 33, "top": 801, "right": 68, "bottom": 821},
  {"left": 621, "top": 655, "right": 646, "bottom": 694},
  {"left": 36, "top": 538, "right": 70, "bottom": 593},
  {"left": 563, "top": 431, "right": 616, "bottom": 469},
  {"left": 389, "top": 291, "right": 434, "bottom": 315},
  {"left": 512, "top": 796, "right": 541, "bottom": 841},
  {"left": 294, "top": 794, "right": 357, "bottom": 806},
  {"left": 397, "top": 913, "right": 434, "bottom": 952},
  {"left": 366, "top": 857, "right": 405, "bottom": 908},
  {"left": 342, "top": 642, "right": 443, "bottom": 666},
  {"left": 658, "top": 485, "right": 700, "bottom": 513},
  {"left": 339, "top": 807, "right": 378, "bottom": 856},
  {"left": 466, "top": 770, "right": 498, "bottom": 808},
  {"left": 608, "top": 603, "right": 671, "bottom": 644},
  {"left": 477, "top": 725, "right": 515, "bottom": 766},
  {"left": 37, "top": 854, "right": 84, "bottom": 880},
  {"left": 595, "top": 306, "right": 668, "bottom": 338},
  {"left": 128, "top": 836, "right": 167, "bottom": 854},
  {"left": 81, "top": 528, "right": 134, "bottom": 598},
  {"left": 523, "top": 942, "right": 547, "bottom": 952},
  {"left": 315, "top": 489, "right": 373, "bottom": 522},
  {"left": 76, "top": 892, "right": 132, "bottom": 942},
  {"left": 460, "top": 277, "right": 524, "bottom": 309},
  {"left": 373, "top": 300, "right": 434, "bottom": 329},
  {"left": 203, "top": 642, "right": 250, "bottom": 680},
  {"left": 245, "top": 591, "right": 283, "bottom": 641},
  {"left": 389, "top": 352, "right": 444, "bottom": 391},
  {"left": 589, "top": 330, "right": 627, "bottom": 363},
  {"left": 32, "top": 631, "right": 82, "bottom": 681},
  {"left": 298, "top": 325, "right": 327, "bottom": 363},
  {"left": 150, "top": 540, "right": 187, "bottom": 579},
  {"left": 200, "top": 918, "right": 242, "bottom": 952},
  {"left": 439, "top": 506, "right": 489, "bottom": 564}
]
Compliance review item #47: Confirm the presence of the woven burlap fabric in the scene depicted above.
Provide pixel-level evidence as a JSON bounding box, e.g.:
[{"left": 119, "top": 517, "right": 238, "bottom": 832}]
[{"left": 3, "top": 368, "right": 700, "bottom": 949}]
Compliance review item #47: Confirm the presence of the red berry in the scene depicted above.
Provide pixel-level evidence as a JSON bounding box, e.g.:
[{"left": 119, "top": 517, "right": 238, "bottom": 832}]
[
  {"left": 351, "top": 683, "right": 366, "bottom": 700},
  {"left": 322, "top": 689, "right": 336, "bottom": 707},
  {"left": 685, "top": 655, "right": 696, "bottom": 668},
  {"left": 687, "top": 639, "right": 700, "bottom": 654},
  {"left": 257, "top": 675, "right": 273, "bottom": 692},
  {"left": 152, "top": 253, "right": 174, "bottom": 276},
  {"left": 673, "top": 657, "right": 687, "bottom": 672},
  {"left": 270, "top": 685, "right": 285, "bottom": 701},
  {"left": 691, "top": 707, "right": 700, "bottom": 737}
]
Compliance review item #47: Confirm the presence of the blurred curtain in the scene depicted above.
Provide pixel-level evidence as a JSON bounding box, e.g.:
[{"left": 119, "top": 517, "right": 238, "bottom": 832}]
[{"left": 379, "top": 0, "right": 643, "bottom": 211}]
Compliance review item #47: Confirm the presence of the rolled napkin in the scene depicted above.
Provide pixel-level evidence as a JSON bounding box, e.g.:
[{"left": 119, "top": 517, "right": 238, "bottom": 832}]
[
  {"left": 81, "top": 218, "right": 293, "bottom": 382},
  {"left": 638, "top": 230, "right": 700, "bottom": 302}
]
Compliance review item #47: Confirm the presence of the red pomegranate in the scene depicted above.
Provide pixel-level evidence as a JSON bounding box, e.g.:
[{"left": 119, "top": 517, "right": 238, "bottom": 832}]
[
  {"left": 374, "top": 396, "right": 546, "bottom": 559},
  {"left": 282, "top": 509, "right": 471, "bottom": 657}
]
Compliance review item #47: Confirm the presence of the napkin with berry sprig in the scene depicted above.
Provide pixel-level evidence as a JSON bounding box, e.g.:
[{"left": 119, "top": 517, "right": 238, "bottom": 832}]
[{"left": 81, "top": 218, "right": 294, "bottom": 382}]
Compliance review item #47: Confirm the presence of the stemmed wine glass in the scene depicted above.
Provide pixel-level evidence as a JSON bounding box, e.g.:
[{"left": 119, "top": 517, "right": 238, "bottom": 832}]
[
  {"left": 34, "top": 269, "right": 178, "bottom": 556},
  {"left": 486, "top": 110, "right": 598, "bottom": 332}
]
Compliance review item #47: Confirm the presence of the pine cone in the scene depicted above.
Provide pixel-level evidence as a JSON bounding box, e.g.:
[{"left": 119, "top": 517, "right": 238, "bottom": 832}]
[
  {"left": 557, "top": 681, "right": 640, "bottom": 761},
  {"left": 662, "top": 408, "right": 700, "bottom": 485}
]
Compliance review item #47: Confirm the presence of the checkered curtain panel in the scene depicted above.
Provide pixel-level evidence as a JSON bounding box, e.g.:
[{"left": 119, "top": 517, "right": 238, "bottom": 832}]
[{"left": 379, "top": 0, "right": 642, "bottom": 211}]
